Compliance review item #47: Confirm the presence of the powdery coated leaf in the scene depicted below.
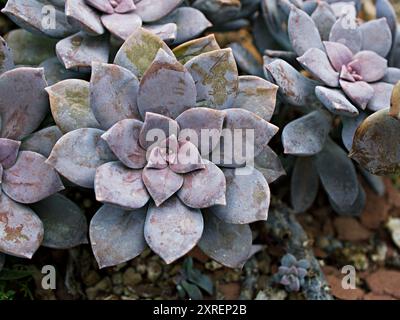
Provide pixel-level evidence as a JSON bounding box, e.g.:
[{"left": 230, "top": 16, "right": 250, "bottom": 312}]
[
  {"left": 339, "top": 80, "right": 374, "bottom": 110},
  {"left": 382, "top": 68, "right": 400, "bottom": 84},
  {"left": 95, "top": 161, "right": 149, "bottom": 209},
  {"left": 211, "top": 167, "right": 270, "bottom": 224},
  {"left": 137, "top": 49, "right": 196, "bottom": 119},
  {"left": 341, "top": 112, "right": 368, "bottom": 151},
  {"left": 114, "top": 27, "right": 174, "bottom": 78},
  {"left": 20, "top": 126, "right": 62, "bottom": 158},
  {"left": 351, "top": 51, "right": 387, "bottom": 83},
  {"left": 198, "top": 212, "right": 252, "bottom": 269},
  {"left": 329, "top": 184, "right": 365, "bottom": 216},
  {"left": 0, "top": 36, "right": 13, "bottom": 75},
  {"left": 101, "top": 119, "right": 146, "bottom": 169},
  {"left": 144, "top": 197, "right": 203, "bottom": 264},
  {"left": 169, "top": 141, "right": 205, "bottom": 174},
  {"left": 291, "top": 157, "right": 319, "bottom": 213},
  {"left": 177, "top": 159, "right": 226, "bottom": 208},
  {"left": 135, "top": 0, "right": 183, "bottom": 22},
  {"left": 329, "top": 15, "right": 362, "bottom": 54},
  {"left": 254, "top": 145, "right": 285, "bottom": 184},
  {"left": 315, "top": 139, "right": 359, "bottom": 208},
  {"left": 185, "top": 48, "right": 239, "bottom": 110},
  {"left": 90, "top": 205, "right": 147, "bottom": 268},
  {"left": 376, "top": 0, "right": 397, "bottom": 39},
  {"left": 39, "top": 57, "right": 85, "bottom": 86},
  {"left": 0, "top": 193, "right": 43, "bottom": 259},
  {"left": 0, "top": 139, "right": 20, "bottom": 169},
  {"left": 65, "top": 0, "right": 105, "bottom": 35},
  {"left": 86, "top": 0, "right": 115, "bottom": 13},
  {"left": 288, "top": 6, "right": 324, "bottom": 56},
  {"left": 31, "top": 193, "right": 87, "bottom": 249},
  {"left": 90, "top": 62, "right": 140, "bottom": 130},
  {"left": 315, "top": 86, "right": 359, "bottom": 117},
  {"left": 101, "top": 12, "right": 142, "bottom": 40},
  {"left": 359, "top": 19, "right": 392, "bottom": 57},
  {"left": 311, "top": 2, "right": 336, "bottom": 41},
  {"left": 232, "top": 76, "right": 278, "bottom": 121},
  {"left": 228, "top": 42, "right": 264, "bottom": 78},
  {"left": 173, "top": 34, "right": 220, "bottom": 65},
  {"left": 368, "top": 82, "right": 394, "bottom": 112},
  {"left": 47, "top": 79, "right": 101, "bottom": 133},
  {"left": 282, "top": 110, "right": 332, "bottom": 156},
  {"left": 47, "top": 128, "right": 116, "bottom": 188},
  {"left": 324, "top": 41, "right": 354, "bottom": 72},
  {"left": 56, "top": 32, "right": 109, "bottom": 73},
  {"left": 144, "top": 23, "right": 177, "bottom": 45}
]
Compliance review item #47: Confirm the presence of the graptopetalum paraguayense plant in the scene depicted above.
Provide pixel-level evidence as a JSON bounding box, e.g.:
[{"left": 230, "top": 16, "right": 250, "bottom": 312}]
[{"left": 45, "top": 28, "right": 285, "bottom": 268}]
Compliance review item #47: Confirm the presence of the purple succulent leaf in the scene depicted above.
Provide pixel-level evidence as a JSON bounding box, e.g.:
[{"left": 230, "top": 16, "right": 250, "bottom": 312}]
[
  {"left": 324, "top": 41, "right": 354, "bottom": 73},
  {"left": 176, "top": 108, "right": 225, "bottom": 156},
  {"left": 288, "top": 6, "right": 324, "bottom": 57},
  {"left": 65, "top": 0, "right": 105, "bottom": 36},
  {"left": 350, "top": 51, "right": 387, "bottom": 83},
  {"left": 210, "top": 167, "right": 270, "bottom": 224},
  {"left": 297, "top": 48, "right": 339, "bottom": 87},
  {"left": 147, "top": 147, "right": 168, "bottom": 169},
  {"left": 114, "top": 27, "right": 174, "bottom": 78},
  {"left": 87, "top": 0, "right": 136, "bottom": 14},
  {"left": 291, "top": 157, "right": 319, "bottom": 214},
  {"left": 135, "top": 0, "right": 183, "bottom": 23},
  {"left": 311, "top": 2, "right": 336, "bottom": 41},
  {"left": 101, "top": 12, "right": 142, "bottom": 40},
  {"left": 177, "top": 159, "right": 226, "bottom": 208},
  {"left": 382, "top": 68, "right": 400, "bottom": 84},
  {"left": 86, "top": 0, "right": 115, "bottom": 14},
  {"left": 95, "top": 161, "right": 149, "bottom": 209},
  {"left": 198, "top": 212, "right": 252, "bottom": 269},
  {"left": 296, "top": 259, "right": 310, "bottom": 270},
  {"left": 281, "top": 253, "right": 297, "bottom": 267},
  {"left": 169, "top": 140, "right": 205, "bottom": 174},
  {"left": 39, "top": 57, "right": 86, "bottom": 86},
  {"left": 89, "top": 204, "right": 147, "bottom": 268},
  {"left": 47, "top": 128, "right": 116, "bottom": 188},
  {"left": 137, "top": 49, "right": 196, "bottom": 119},
  {"left": 2, "top": 151, "right": 64, "bottom": 204},
  {"left": 0, "top": 193, "right": 43, "bottom": 259},
  {"left": 114, "top": 0, "right": 136, "bottom": 13},
  {"left": 283, "top": 110, "right": 332, "bottom": 156},
  {"left": 341, "top": 112, "right": 368, "bottom": 151},
  {"left": 339, "top": 80, "right": 374, "bottom": 110},
  {"left": 0, "top": 67, "right": 49, "bottom": 140},
  {"left": 184, "top": 48, "right": 239, "bottom": 110},
  {"left": 0, "top": 139, "right": 21, "bottom": 169},
  {"left": 314, "top": 139, "right": 359, "bottom": 208},
  {"left": 144, "top": 23, "right": 177, "bottom": 45},
  {"left": 359, "top": 18, "right": 392, "bottom": 57},
  {"left": 101, "top": 119, "right": 146, "bottom": 169},
  {"left": 31, "top": 193, "right": 88, "bottom": 249},
  {"left": 329, "top": 15, "right": 362, "bottom": 54},
  {"left": 315, "top": 86, "right": 359, "bottom": 117},
  {"left": 91, "top": 63, "right": 140, "bottom": 130},
  {"left": 254, "top": 145, "right": 286, "bottom": 184},
  {"left": 144, "top": 196, "right": 203, "bottom": 264},
  {"left": 0, "top": 37, "right": 13, "bottom": 75},
  {"left": 328, "top": 184, "right": 365, "bottom": 216},
  {"left": 288, "top": 277, "right": 301, "bottom": 292},
  {"left": 376, "top": 0, "right": 397, "bottom": 39},
  {"left": 278, "top": 266, "right": 290, "bottom": 275},
  {"left": 367, "top": 82, "right": 394, "bottom": 112},
  {"left": 46, "top": 79, "right": 101, "bottom": 133},
  {"left": 232, "top": 76, "right": 278, "bottom": 122},
  {"left": 20, "top": 126, "right": 62, "bottom": 158},
  {"left": 280, "top": 275, "right": 291, "bottom": 286}
]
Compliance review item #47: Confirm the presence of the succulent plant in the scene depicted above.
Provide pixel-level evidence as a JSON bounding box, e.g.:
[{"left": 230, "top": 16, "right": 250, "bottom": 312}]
[
  {"left": 44, "top": 28, "right": 283, "bottom": 268},
  {"left": 276, "top": 253, "right": 310, "bottom": 292}
]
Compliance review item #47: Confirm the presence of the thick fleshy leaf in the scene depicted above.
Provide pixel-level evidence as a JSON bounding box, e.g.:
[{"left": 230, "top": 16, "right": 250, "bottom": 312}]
[
  {"left": 0, "top": 36, "right": 13, "bottom": 75},
  {"left": 144, "top": 23, "right": 177, "bottom": 44},
  {"left": 0, "top": 67, "right": 49, "bottom": 140},
  {"left": 0, "top": 193, "right": 43, "bottom": 258},
  {"left": 90, "top": 205, "right": 147, "bottom": 268},
  {"left": 114, "top": 27, "right": 174, "bottom": 78},
  {"left": 367, "top": 82, "right": 393, "bottom": 112},
  {"left": 329, "top": 184, "right": 365, "bottom": 217},
  {"left": 169, "top": 141, "right": 205, "bottom": 174},
  {"left": 185, "top": 48, "right": 239, "bottom": 110},
  {"left": 324, "top": 41, "right": 354, "bottom": 72},
  {"left": 86, "top": 0, "right": 114, "bottom": 13},
  {"left": 2, "top": 151, "right": 64, "bottom": 204},
  {"left": 0, "top": 139, "right": 20, "bottom": 169},
  {"left": 56, "top": 32, "right": 109, "bottom": 72},
  {"left": 198, "top": 212, "right": 252, "bottom": 269},
  {"left": 65, "top": 0, "right": 105, "bottom": 35},
  {"left": 376, "top": 0, "right": 397, "bottom": 39},
  {"left": 135, "top": 0, "right": 183, "bottom": 22},
  {"left": 20, "top": 126, "right": 62, "bottom": 158},
  {"left": 359, "top": 18, "right": 392, "bottom": 57},
  {"left": 329, "top": 15, "right": 362, "bottom": 54},
  {"left": 177, "top": 159, "right": 225, "bottom": 208},
  {"left": 47, "top": 128, "right": 116, "bottom": 188},
  {"left": 137, "top": 49, "right": 196, "bottom": 119},
  {"left": 288, "top": 6, "right": 324, "bottom": 56},
  {"left": 311, "top": 2, "right": 336, "bottom": 41},
  {"left": 351, "top": 51, "right": 387, "bottom": 82},
  {"left": 232, "top": 76, "right": 278, "bottom": 121},
  {"left": 291, "top": 157, "right": 319, "bottom": 213},
  {"left": 31, "top": 193, "right": 87, "bottom": 249},
  {"left": 382, "top": 68, "right": 400, "bottom": 84},
  {"left": 146, "top": 147, "right": 168, "bottom": 169},
  {"left": 39, "top": 57, "right": 85, "bottom": 86},
  {"left": 254, "top": 145, "right": 285, "bottom": 184},
  {"left": 341, "top": 112, "right": 368, "bottom": 151},
  {"left": 101, "top": 119, "right": 146, "bottom": 169},
  {"left": 142, "top": 167, "right": 183, "bottom": 206},
  {"left": 315, "top": 86, "right": 359, "bottom": 116},
  {"left": 173, "top": 34, "right": 220, "bottom": 65},
  {"left": 101, "top": 12, "right": 142, "bottom": 40},
  {"left": 211, "top": 167, "right": 270, "bottom": 224},
  {"left": 47, "top": 79, "right": 101, "bottom": 133},
  {"left": 90, "top": 62, "right": 140, "bottom": 130},
  {"left": 228, "top": 42, "right": 264, "bottom": 78},
  {"left": 297, "top": 48, "right": 339, "bottom": 87},
  {"left": 360, "top": 168, "right": 385, "bottom": 196},
  {"left": 315, "top": 139, "right": 358, "bottom": 207},
  {"left": 192, "top": 0, "right": 241, "bottom": 24},
  {"left": 282, "top": 110, "right": 332, "bottom": 156},
  {"left": 144, "top": 197, "right": 203, "bottom": 264},
  {"left": 95, "top": 161, "right": 149, "bottom": 209},
  {"left": 340, "top": 80, "right": 374, "bottom": 109}
]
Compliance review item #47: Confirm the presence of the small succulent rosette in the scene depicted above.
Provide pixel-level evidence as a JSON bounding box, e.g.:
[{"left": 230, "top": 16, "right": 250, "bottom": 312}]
[
  {"left": 45, "top": 29, "right": 284, "bottom": 268},
  {"left": 2, "top": 0, "right": 212, "bottom": 71},
  {"left": 275, "top": 253, "right": 310, "bottom": 292}
]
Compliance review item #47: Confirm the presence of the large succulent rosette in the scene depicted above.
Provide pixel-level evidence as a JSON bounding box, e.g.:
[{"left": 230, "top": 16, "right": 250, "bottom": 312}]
[{"left": 46, "top": 29, "right": 284, "bottom": 268}]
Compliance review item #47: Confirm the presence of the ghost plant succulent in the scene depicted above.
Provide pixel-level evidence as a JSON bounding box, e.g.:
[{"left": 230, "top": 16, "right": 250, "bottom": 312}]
[
  {"left": 276, "top": 253, "right": 310, "bottom": 292},
  {"left": 45, "top": 28, "right": 283, "bottom": 268}
]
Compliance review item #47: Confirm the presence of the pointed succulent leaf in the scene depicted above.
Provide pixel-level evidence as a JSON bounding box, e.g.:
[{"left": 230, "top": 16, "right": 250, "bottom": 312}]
[
  {"left": 376, "top": 0, "right": 397, "bottom": 39},
  {"left": 146, "top": 147, "right": 168, "bottom": 169},
  {"left": 324, "top": 41, "right": 354, "bottom": 72},
  {"left": 315, "top": 86, "right": 359, "bottom": 117},
  {"left": 0, "top": 139, "right": 20, "bottom": 169},
  {"left": 329, "top": 15, "right": 362, "bottom": 54},
  {"left": 0, "top": 36, "right": 13, "bottom": 75},
  {"left": 90, "top": 205, "right": 147, "bottom": 268},
  {"left": 351, "top": 51, "right": 387, "bottom": 83},
  {"left": 101, "top": 12, "right": 142, "bottom": 40},
  {"left": 95, "top": 161, "right": 149, "bottom": 209},
  {"left": 282, "top": 110, "right": 332, "bottom": 156},
  {"left": 0, "top": 193, "right": 43, "bottom": 259},
  {"left": 367, "top": 82, "right": 394, "bottom": 112},
  {"left": 90, "top": 62, "right": 140, "bottom": 130},
  {"left": 311, "top": 2, "right": 336, "bottom": 41},
  {"left": 20, "top": 126, "right": 62, "bottom": 158},
  {"left": 31, "top": 193, "right": 87, "bottom": 249},
  {"left": 135, "top": 0, "right": 183, "bottom": 22},
  {"left": 144, "top": 197, "right": 203, "bottom": 264},
  {"left": 173, "top": 34, "right": 220, "bottom": 65},
  {"left": 341, "top": 112, "right": 368, "bottom": 151},
  {"left": 329, "top": 185, "right": 365, "bottom": 217},
  {"left": 211, "top": 167, "right": 270, "bottom": 224},
  {"left": 340, "top": 80, "right": 374, "bottom": 110},
  {"left": 114, "top": 27, "right": 174, "bottom": 78},
  {"left": 359, "top": 19, "right": 392, "bottom": 57},
  {"left": 47, "top": 128, "right": 116, "bottom": 188},
  {"left": 198, "top": 212, "right": 252, "bottom": 269},
  {"left": 137, "top": 49, "right": 196, "bottom": 119},
  {"left": 39, "top": 57, "right": 85, "bottom": 86},
  {"left": 0, "top": 67, "right": 49, "bottom": 140},
  {"left": 254, "top": 145, "right": 285, "bottom": 184},
  {"left": 65, "top": 0, "right": 105, "bottom": 35},
  {"left": 169, "top": 141, "right": 205, "bottom": 174},
  {"left": 185, "top": 48, "right": 238, "bottom": 110},
  {"left": 144, "top": 23, "right": 177, "bottom": 45}
]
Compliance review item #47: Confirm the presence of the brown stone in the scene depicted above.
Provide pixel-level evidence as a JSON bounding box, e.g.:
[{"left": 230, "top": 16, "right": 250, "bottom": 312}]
[
  {"left": 218, "top": 282, "right": 241, "bottom": 300},
  {"left": 363, "top": 292, "right": 396, "bottom": 300},
  {"left": 326, "top": 275, "right": 365, "bottom": 300},
  {"left": 188, "top": 246, "right": 210, "bottom": 263},
  {"left": 365, "top": 269, "right": 400, "bottom": 299},
  {"left": 360, "top": 187, "right": 390, "bottom": 230},
  {"left": 334, "top": 217, "right": 372, "bottom": 241}
]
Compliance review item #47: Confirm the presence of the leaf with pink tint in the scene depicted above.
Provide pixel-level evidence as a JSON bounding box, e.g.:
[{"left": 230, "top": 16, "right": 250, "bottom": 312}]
[
  {"left": 340, "top": 80, "right": 374, "bottom": 109},
  {"left": 0, "top": 139, "right": 20, "bottom": 169},
  {"left": 324, "top": 41, "right": 354, "bottom": 72}
]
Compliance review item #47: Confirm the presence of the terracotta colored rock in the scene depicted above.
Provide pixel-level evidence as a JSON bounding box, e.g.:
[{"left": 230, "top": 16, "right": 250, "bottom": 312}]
[
  {"left": 334, "top": 217, "right": 372, "bottom": 241},
  {"left": 217, "top": 282, "right": 241, "bottom": 300},
  {"left": 326, "top": 275, "right": 365, "bottom": 300},
  {"left": 363, "top": 292, "right": 396, "bottom": 300},
  {"left": 360, "top": 186, "right": 390, "bottom": 230},
  {"left": 385, "top": 179, "right": 400, "bottom": 209},
  {"left": 366, "top": 269, "right": 400, "bottom": 299},
  {"left": 187, "top": 246, "right": 209, "bottom": 263}
]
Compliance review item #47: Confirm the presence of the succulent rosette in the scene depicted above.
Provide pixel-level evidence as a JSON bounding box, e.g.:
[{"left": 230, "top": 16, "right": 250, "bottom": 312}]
[{"left": 45, "top": 29, "right": 283, "bottom": 268}]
